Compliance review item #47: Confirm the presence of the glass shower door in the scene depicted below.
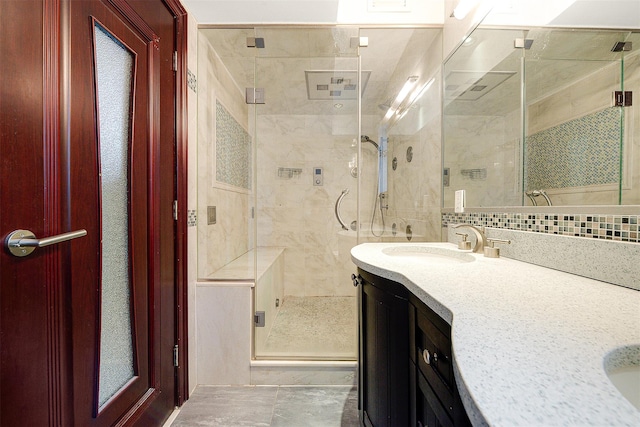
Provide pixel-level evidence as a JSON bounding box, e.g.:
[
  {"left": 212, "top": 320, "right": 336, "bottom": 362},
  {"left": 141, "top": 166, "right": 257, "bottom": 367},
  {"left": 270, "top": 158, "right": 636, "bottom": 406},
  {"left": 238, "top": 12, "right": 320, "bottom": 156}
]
[
  {"left": 523, "top": 28, "right": 629, "bottom": 206},
  {"left": 252, "top": 27, "right": 361, "bottom": 360}
]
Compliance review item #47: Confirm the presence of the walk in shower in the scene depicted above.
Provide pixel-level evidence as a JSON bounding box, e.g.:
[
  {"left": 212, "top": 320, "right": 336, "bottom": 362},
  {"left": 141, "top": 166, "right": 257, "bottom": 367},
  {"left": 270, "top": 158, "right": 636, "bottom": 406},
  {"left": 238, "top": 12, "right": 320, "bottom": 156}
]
[{"left": 196, "top": 26, "right": 443, "bottom": 364}]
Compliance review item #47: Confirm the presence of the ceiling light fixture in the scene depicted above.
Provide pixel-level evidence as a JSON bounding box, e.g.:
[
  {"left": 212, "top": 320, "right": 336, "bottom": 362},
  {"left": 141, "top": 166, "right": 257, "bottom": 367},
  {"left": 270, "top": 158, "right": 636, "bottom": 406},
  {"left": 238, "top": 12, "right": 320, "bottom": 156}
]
[
  {"left": 406, "top": 77, "right": 435, "bottom": 108},
  {"left": 396, "top": 78, "right": 435, "bottom": 121},
  {"left": 383, "top": 75, "right": 419, "bottom": 122},
  {"left": 383, "top": 76, "right": 437, "bottom": 125}
]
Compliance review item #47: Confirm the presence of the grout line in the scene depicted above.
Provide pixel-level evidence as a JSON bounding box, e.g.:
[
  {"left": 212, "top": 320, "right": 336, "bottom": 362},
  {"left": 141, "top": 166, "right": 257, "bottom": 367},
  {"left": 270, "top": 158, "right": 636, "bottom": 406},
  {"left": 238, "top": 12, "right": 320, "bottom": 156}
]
[{"left": 268, "top": 386, "right": 280, "bottom": 426}]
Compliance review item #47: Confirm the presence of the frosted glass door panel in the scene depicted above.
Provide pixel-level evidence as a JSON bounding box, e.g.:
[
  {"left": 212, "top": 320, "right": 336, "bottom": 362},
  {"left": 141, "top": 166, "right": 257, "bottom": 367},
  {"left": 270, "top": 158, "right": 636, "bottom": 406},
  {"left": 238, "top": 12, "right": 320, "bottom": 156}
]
[{"left": 94, "top": 22, "right": 136, "bottom": 408}]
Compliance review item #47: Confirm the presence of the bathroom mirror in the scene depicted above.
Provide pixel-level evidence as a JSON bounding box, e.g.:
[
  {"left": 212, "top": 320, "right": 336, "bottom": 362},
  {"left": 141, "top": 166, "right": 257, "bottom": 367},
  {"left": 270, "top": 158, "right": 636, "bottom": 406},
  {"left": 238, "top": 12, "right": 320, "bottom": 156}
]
[{"left": 443, "top": 26, "right": 640, "bottom": 208}]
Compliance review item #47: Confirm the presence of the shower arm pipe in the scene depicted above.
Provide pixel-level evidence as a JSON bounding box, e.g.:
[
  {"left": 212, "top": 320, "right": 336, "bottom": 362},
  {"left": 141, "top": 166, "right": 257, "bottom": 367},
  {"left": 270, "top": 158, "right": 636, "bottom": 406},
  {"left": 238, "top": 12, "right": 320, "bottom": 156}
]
[{"left": 335, "top": 189, "right": 350, "bottom": 231}]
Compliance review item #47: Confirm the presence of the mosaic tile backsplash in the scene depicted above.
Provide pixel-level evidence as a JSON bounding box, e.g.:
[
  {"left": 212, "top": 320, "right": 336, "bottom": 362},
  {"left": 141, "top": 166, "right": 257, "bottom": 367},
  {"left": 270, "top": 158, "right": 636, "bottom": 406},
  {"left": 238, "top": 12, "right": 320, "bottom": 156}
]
[
  {"left": 525, "top": 107, "right": 621, "bottom": 190},
  {"left": 442, "top": 212, "right": 639, "bottom": 244},
  {"left": 216, "top": 100, "right": 251, "bottom": 190}
]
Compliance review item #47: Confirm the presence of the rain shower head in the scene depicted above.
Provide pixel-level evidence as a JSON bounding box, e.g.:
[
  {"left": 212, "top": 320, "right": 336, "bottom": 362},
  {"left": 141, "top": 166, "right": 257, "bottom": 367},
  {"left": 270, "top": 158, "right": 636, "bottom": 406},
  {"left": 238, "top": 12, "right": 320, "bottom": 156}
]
[
  {"left": 305, "top": 70, "right": 371, "bottom": 100},
  {"left": 361, "top": 135, "right": 379, "bottom": 150},
  {"left": 445, "top": 70, "right": 516, "bottom": 101}
]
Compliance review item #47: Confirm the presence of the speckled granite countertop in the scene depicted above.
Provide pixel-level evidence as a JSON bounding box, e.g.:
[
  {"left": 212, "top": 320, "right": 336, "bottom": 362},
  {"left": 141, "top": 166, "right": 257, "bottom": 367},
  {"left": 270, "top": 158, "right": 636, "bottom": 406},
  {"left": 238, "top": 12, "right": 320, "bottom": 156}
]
[{"left": 351, "top": 242, "right": 640, "bottom": 427}]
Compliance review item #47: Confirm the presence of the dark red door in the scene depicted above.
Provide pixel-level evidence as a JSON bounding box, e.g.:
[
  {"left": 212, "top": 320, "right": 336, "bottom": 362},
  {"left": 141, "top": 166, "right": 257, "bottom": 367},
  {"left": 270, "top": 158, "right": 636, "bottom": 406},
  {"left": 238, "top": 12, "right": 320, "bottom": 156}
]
[{"left": 0, "top": 0, "right": 184, "bottom": 425}]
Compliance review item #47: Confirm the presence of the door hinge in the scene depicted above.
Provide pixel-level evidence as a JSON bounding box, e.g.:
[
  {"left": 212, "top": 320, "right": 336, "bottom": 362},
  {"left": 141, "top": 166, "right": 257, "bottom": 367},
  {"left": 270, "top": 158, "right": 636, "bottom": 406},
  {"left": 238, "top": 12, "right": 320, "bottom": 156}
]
[
  {"left": 173, "top": 51, "right": 178, "bottom": 72},
  {"left": 245, "top": 88, "right": 265, "bottom": 104},
  {"left": 614, "top": 91, "right": 632, "bottom": 107},
  {"left": 173, "top": 344, "right": 179, "bottom": 367},
  {"left": 173, "top": 200, "right": 178, "bottom": 221},
  {"left": 254, "top": 311, "right": 265, "bottom": 327}
]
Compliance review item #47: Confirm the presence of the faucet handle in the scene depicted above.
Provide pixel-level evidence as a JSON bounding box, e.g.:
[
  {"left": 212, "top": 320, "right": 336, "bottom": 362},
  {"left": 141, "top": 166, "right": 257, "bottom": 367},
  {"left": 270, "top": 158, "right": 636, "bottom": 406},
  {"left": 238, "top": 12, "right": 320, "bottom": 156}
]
[
  {"left": 455, "top": 232, "right": 471, "bottom": 250},
  {"left": 484, "top": 238, "right": 511, "bottom": 258}
]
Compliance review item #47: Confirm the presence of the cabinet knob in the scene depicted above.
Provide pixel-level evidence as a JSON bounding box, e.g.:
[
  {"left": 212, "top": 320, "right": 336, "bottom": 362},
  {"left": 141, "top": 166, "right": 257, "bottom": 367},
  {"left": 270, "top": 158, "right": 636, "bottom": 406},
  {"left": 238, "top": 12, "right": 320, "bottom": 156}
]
[
  {"left": 423, "top": 349, "right": 430, "bottom": 365},
  {"left": 423, "top": 348, "right": 438, "bottom": 365},
  {"left": 351, "top": 273, "right": 361, "bottom": 287}
]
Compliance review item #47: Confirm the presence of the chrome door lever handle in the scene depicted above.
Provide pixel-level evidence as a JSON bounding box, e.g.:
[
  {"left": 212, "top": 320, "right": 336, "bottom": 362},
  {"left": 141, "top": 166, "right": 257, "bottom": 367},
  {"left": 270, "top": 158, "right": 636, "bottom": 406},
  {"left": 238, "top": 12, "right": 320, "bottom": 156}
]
[{"left": 5, "top": 229, "right": 87, "bottom": 257}]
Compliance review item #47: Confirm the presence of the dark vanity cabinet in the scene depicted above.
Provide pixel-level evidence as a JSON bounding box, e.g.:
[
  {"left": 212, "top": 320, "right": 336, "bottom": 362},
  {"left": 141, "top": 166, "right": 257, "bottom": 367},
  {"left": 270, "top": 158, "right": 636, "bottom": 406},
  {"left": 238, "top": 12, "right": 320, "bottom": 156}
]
[
  {"left": 409, "top": 294, "right": 471, "bottom": 427},
  {"left": 358, "top": 269, "right": 410, "bottom": 427},
  {"left": 357, "top": 268, "right": 471, "bottom": 427}
]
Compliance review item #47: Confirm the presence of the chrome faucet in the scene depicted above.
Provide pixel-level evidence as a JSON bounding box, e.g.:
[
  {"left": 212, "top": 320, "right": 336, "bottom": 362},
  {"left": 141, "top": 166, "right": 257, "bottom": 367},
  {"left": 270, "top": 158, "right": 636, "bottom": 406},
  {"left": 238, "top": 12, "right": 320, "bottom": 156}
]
[{"left": 452, "top": 223, "right": 487, "bottom": 253}]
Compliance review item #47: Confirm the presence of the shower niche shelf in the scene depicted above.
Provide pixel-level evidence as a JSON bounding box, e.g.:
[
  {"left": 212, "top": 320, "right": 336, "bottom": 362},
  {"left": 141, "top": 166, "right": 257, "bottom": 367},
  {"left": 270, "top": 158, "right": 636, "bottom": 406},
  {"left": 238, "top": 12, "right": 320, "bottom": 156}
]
[{"left": 277, "top": 167, "right": 302, "bottom": 179}]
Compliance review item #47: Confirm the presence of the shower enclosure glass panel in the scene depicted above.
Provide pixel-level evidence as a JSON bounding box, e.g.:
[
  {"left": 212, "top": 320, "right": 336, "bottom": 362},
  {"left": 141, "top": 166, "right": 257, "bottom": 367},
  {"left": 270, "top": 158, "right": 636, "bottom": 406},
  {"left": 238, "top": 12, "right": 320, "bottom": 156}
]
[
  {"left": 523, "top": 29, "right": 628, "bottom": 207},
  {"left": 252, "top": 27, "right": 360, "bottom": 360},
  {"left": 197, "top": 28, "right": 257, "bottom": 283},
  {"left": 443, "top": 29, "right": 527, "bottom": 208}
]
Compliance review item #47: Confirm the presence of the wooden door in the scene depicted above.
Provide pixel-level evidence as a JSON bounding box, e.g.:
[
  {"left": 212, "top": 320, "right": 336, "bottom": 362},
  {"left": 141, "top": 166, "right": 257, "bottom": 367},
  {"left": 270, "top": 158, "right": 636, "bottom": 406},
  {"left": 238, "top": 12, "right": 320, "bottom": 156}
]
[{"left": 0, "top": 0, "right": 186, "bottom": 425}]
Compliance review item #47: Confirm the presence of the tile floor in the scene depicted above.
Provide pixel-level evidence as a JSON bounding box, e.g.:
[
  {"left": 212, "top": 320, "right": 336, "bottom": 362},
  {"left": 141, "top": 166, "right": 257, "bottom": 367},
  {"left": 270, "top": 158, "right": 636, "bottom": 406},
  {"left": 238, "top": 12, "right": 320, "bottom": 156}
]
[
  {"left": 169, "top": 385, "right": 359, "bottom": 426},
  {"left": 259, "top": 296, "right": 357, "bottom": 359}
]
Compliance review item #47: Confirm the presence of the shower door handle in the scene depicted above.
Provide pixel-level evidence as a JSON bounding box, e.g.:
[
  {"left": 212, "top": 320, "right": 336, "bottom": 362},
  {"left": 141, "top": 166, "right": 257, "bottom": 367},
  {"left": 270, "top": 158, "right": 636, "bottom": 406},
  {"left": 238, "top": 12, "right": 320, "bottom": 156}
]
[
  {"left": 335, "top": 189, "right": 350, "bottom": 231},
  {"left": 5, "top": 229, "right": 87, "bottom": 257}
]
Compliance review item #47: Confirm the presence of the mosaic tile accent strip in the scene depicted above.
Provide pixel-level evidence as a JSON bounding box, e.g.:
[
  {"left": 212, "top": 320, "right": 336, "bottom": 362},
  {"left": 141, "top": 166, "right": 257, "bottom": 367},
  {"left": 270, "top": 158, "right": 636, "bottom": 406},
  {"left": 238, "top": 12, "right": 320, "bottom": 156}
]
[
  {"left": 188, "top": 209, "right": 197, "bottom": 227},
  {"left": 525, "top": 107, "right": 621, "bottom": 190},
  {"left": 216, "top": 100, "right": 251, "bottom": 190},
  {"left": 442, "top": 212, "right": 639, "bottom": 243},
  {"left": 187, "top": 69, "right": 197, "bottom": 93}
]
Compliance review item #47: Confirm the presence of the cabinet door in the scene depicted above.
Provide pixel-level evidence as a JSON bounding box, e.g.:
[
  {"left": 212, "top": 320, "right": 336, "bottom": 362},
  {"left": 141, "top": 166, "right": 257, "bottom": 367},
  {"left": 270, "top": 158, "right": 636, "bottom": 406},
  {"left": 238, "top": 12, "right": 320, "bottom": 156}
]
[
  {"left": 360, "top": 278, "right": 409, "bottom": 427},
  {"left": 416, "top": 368, "right": 454, "bottom": 427}
]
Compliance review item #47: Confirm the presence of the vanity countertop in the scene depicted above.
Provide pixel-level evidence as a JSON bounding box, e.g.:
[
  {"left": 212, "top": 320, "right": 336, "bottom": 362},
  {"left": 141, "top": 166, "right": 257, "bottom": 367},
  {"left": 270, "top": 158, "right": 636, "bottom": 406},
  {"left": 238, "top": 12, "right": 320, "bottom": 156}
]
[{"left": 351, "top": 242, "right": 640, "bottom": 427}]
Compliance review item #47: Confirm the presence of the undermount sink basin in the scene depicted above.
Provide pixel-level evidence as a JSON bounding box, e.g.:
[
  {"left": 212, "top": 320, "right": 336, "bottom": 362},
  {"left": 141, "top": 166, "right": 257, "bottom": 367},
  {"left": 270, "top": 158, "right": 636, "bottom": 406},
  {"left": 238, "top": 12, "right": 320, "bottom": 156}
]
[
  {"left": 604, "top": 345, "right": 640, "bottom": 410},
  {"left": 381, "top": 245, "right": 475, "bottom": 264}
]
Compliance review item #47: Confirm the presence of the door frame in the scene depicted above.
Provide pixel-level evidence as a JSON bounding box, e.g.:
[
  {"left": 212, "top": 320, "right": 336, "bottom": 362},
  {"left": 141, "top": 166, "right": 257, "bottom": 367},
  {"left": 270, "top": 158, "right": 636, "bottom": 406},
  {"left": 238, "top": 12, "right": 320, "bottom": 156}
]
[{"left": 164, "top": 0, "right": 190, "bottom": 406}]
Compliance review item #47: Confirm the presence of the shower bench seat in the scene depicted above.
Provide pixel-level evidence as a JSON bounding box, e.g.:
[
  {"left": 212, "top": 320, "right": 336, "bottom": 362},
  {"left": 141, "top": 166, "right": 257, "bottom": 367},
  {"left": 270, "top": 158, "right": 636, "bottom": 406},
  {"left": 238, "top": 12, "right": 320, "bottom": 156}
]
[
  {"left": 204, "top": 246, "right": 286, "bottom": 283},
  {"left": 196, "top": 247, "right": 285, "bottom": 386}
]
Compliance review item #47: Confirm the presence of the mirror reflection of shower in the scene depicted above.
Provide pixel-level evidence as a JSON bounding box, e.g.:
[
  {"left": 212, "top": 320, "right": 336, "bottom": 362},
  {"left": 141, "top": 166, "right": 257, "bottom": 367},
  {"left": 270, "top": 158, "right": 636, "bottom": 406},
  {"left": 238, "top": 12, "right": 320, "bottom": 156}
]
[{"left": 361, "top": 135, "right": 388, "bottom": 237}]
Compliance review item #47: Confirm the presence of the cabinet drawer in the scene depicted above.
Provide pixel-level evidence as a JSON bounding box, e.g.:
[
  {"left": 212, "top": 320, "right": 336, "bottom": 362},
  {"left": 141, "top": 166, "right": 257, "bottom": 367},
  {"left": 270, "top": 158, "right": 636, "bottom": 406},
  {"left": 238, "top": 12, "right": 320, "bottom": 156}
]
[
  {"left": 416, "top": 365, "right": 454, "bottom": 427},
  {"left": 416, "top": 308, "right": 453, "bottom": 389},
  {"left": 416, "top": 342, "right": 454, "bottom": 416}
]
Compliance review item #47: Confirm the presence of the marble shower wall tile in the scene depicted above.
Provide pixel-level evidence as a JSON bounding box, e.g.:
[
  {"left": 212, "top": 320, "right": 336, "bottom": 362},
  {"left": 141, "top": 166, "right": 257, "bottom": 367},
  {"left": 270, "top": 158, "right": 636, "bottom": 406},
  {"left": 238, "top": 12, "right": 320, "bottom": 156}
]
[
  {"left": 255, "top": 113, "right": 361, "bottom": 297},
  {"left": 443, "top": 113, "right": 521, "bottom": 208},
  {"left": 385, "top": 76, "right": 444, "bottom": 243},
  {"left": 196, "top": 285, "right": 252, "bottom": 385},
  {"left": 198, "top": 34, "right": 252, "bottom": 279}
]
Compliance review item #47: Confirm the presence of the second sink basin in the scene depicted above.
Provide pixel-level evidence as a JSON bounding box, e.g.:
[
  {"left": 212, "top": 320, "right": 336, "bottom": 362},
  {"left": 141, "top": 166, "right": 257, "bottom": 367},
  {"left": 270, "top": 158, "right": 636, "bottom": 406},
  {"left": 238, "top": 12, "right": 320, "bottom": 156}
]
[
  {"left": 605, "top": 345, "right": 640, "bottom": 410},
  {"left": 381, "top": 245, "right": 475, "bottom": 264}
]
